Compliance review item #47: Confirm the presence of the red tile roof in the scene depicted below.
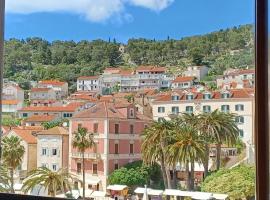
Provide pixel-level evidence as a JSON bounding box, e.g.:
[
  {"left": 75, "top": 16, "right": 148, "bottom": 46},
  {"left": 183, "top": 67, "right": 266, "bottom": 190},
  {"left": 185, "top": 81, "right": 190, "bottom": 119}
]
[
  {"left": 24, "top": 115, "right": 57, "bottom": 122},
  {"left": 172, "top": 76, "right": 195, "bottom": 83},
  {"left": 2, "top": 100, "right": 20, "bottom": 105},
  {"left": 19, "top": 102, "right": 84, "bottom": 112},
  {"left": 227, "top": 69, "right": 255, "bottom": 76},
  {"left": 120, "top": 69, "right": 134, "bottom": 76},
  {"left": 9, "top": 129, "right": 37, "bottom": 144},
  {"left": 39, "top": 80, "right": 66, "bottom": 86},
  {"left": 36, "top": 126, "right": 68, "bottom": 136},
  {"left": 77, "top": 76, "right": 99, "bottom": 80},
  {"left": 103, "top": 68, "right": 121, "bottom": 74}
]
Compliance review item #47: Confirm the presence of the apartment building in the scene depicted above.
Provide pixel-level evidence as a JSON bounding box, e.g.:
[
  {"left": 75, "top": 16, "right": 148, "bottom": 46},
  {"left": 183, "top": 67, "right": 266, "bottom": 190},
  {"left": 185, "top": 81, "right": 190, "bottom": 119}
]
[
  {"left": 37, "top": 80, "right": 68, "bottom": 99},
  {"left": 182, "top": 66, "right": 209, "bottom": 81},
  {"left": 36, "top": 127, "right": 69, "bottom": 171},
  {"left": 77, "top": 76, "right": 100, "bottom": 92},
  {"left": 2, "top": 84, "right": 24, "bottom": 113},
  {"left": 171, "top": 76, "right": 197, "bottom": 89},
  {"left": 216, "top": 69, "right": 255, "bottom": 89},
  {"left": 69, "top": 101, "right": 151, "bottom": 192},
  {"left": 30, "top": 88, "right": 57, "bottom": 100}
]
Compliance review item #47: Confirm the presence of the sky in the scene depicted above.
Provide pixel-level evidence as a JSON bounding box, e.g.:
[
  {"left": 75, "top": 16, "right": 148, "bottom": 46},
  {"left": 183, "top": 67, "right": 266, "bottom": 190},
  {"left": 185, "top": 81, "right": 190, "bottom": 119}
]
[{"left": 5, "top": 0, "right": 255, "bottom": 43}]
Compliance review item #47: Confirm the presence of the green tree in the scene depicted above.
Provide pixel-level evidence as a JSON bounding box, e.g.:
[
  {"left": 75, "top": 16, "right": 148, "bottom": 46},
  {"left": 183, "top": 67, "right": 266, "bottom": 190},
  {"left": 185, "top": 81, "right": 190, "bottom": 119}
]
[
  {"left": 72, "top": 127, "right": 95, "bottom": 200},
  {"left": 201, "top": 165, "right": 255, "bottom": 200},
  {"left": 0, "top": 165, "right": 11, "bottom": 193},
  {"left": 2, "top": 136, "right": 25, "bottom": 193},
  {"left": 22, "top": 167, "right": 74, "bottom": 197}
]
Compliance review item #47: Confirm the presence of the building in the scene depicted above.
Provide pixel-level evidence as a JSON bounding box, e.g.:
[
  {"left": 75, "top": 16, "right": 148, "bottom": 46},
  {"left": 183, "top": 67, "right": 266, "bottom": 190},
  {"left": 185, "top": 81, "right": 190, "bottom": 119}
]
[
  {"left": 171, "top": 76, "right": 197, "bottom": 89},
  {"left": 36, "top": 127, "right": 69, "bottom": 172},
  {"left": 2, "top": 84, "right": 24, "bottom": 113},
  {"left": 18, "top": 102, "right": 94, "bottom": 119},
  {"left": 182, "top": 66, "right": 209, "bottom": 81},
  {"left": 69, "top": 101, "right": 151, "bottom": 192},
  {"left": 216, "top": 69, "right": 255, "bottom": 89},
  {"left": 77, "top": 76, "right": 100, "bottom": 92},
  {"left": 37, "top": 80, "right": 69, "bottom": 99},
  {"left": 2, "top": 100, "right": 24, "bottom": 114},
  {"left": 4, "top": 128, "right": 37, "bottom": 180},
  {"left": 152, "top": 89, "right": 255, "bottom": 145},
  {"left": 23, "top": 115, "right": 58, "bottom": 126},
  {"left": 30, "top": 88, "right": 57, "bottom": 101}
]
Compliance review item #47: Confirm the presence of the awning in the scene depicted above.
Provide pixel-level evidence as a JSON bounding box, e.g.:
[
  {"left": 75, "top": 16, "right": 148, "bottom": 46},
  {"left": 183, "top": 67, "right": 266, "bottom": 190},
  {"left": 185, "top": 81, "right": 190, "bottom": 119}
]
[
  {"left": 107, "top": 185, "right": 128, "bottom": 191},
  {"left": 90, "top": 191, "right": 107, "bottom": 197},
  {"left": 191, "top": 192, "right": 213, "bottom": 200},
  {"left": 163, "top": 189, "right": 191, "bottom": 197},
  {"left": 85, "top": 177, "right": 101, "bottom": 185},
  {"left": 213, "top": 193, "right": 229, "bottom": 200},
  {"left": 134, "top": 187, "right": 163, "bottom": 196}
]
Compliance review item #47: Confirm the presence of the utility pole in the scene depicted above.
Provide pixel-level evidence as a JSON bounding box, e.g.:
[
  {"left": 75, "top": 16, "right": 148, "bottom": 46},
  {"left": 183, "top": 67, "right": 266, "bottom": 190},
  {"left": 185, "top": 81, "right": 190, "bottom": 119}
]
[{"left": 0, "top": 0, "right": 5, "bottom": 162}]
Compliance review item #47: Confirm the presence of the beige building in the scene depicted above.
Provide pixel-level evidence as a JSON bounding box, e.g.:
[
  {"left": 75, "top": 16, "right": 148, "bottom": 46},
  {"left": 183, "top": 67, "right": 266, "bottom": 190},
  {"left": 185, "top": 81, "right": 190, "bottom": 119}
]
[
  {"left": 171, "top": 76, "right": 197, "bottom": 89},
  {"left": 2, "top": 84, "right": 24, "bottom": 113},
  {"left": 37, "top": 80, "right": 69, "bottom": 99},
  {"left": 152, "top": 89, "right": 255, "bottom": 146},
  {"left": 30, "top": 88, "right": 57, "bottom": 100},
  {"left": 36, "top": 127, "right": 69, "bottom": 171},
  {"left": 182, "top": 66, "right": 209, "bottom": 81}
]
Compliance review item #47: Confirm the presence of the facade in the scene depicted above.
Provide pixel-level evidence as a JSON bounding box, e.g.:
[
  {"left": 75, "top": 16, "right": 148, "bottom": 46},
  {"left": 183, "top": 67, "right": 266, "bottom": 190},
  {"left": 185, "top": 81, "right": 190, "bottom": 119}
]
[
  {"left": 23, "top": 115, "right": 58, "bottom": 126},
  {"left": 77, "top": 76, "right": 100, "bottom": 92},
  {"left": 171, "top": 76, "right": 196, "bottom": 89},
  {"left": 2, "top": 84, "right": 24, "bottom": 113},
  {"left": 152, "top": 89, "right": 255, "bottom": 145},
  {"left": 37, "top": 80, "right": 68, "bottom": 99},
  {"left": 4, "top": 128, "right": 37, "bottom": 180},
  {"left": 216, "top": 69, "right": 255, "bottom": 89},
  {"left": 2, "top": 100, "right": 24, "bottom": 114},
  {"left": 182, "top": 66, "right": 209, "bottom": 81},
  {"left": 69, "top": 102, "right": 151, "bottom": 192},
  {"left": 30, "top": 88, "right": 57, "bottom": 100},
  {"left": 18, "top": 102, "right": 94, "bottom": 119},
  {"left": 36, "top": 127, "right": 69, "bottom": 171}
]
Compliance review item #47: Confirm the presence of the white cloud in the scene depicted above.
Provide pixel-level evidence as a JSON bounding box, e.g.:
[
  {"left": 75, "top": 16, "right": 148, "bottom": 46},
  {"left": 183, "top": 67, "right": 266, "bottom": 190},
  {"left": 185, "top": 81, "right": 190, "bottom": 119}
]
[{"left": 6, "top": 0, "right": 174, "bottom": 22}]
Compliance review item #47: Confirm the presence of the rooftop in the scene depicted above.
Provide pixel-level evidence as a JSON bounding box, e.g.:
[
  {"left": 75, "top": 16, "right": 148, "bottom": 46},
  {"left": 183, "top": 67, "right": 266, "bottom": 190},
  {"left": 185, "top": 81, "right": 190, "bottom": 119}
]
[
  {"left": 172, "top": 76, "right": 195, "bottom": 83},
  {"left": 24, "top": 115, "right": 57, "bottom": 122},
  {"left": 39, "top": 80, "right": 66, "bottom": 86},
  {"left": 77, "top": 76, "right": 99, "bottom": 80},
  {"left": 36, "top": 126, "right": 68, "bottom": 136}
]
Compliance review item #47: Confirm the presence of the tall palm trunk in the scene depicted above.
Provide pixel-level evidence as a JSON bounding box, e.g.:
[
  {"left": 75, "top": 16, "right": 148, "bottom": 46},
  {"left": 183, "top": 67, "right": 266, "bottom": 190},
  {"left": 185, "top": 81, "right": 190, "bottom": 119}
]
[
  {"left": 190, "top": 160, "right": 195, "bottom": 191},
  {"left": 185, "top": 162, "right": 190, "bottom": 190},
  {"left": 216, "top": 143, "right": 222, "bottom": 170},
  {"left": 161, "top": 139, "right": 171, "bottom": 189},
  {"left": 160, "top": 155, "right": 168, "bottom": 188},
  {"left": 203, "top": 144, "right": 209, "bottom": 179},
  {"left": 165, "top": 166, "right": 172, "bottom": 189},
  {"left": 82, "top": 151, "right": 85, "bottom": 200},
  {"left": 10, "top": 168, "right": 14, "bottom": 193},
  {"left": 172, "top": 169, "right": 177, "bottom": 189}
]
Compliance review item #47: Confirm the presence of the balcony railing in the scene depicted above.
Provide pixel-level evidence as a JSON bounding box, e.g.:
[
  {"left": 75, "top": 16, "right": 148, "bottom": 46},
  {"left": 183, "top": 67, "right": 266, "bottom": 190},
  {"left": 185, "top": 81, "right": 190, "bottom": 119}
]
[{"left": 71, "top": 152, "right": 101, "bottom": 160}]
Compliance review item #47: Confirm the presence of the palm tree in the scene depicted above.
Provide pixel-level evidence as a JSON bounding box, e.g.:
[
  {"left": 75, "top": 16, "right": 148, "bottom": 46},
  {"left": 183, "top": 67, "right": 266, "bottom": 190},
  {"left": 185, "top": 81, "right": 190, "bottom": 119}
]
[
  {"left": 22, "top": 167, "right": 74, "bottom": 197},
  {"left": 198, "top": 110, "right": 239, "bottom": 171},
  {"left": 1, "top": 135, "right": 25, "bottom": 193},
  {"left": 166, "top": 125, "right": 205, "bottom": 190},
  {"left": 0, "top": 165, "right": 11, "bottom": 193},
  {"left": 72, "top": 127, "right": 95, "bottom": 199},
  {"left": 141, "top": 119, "right": 174, "bottom": 189}
]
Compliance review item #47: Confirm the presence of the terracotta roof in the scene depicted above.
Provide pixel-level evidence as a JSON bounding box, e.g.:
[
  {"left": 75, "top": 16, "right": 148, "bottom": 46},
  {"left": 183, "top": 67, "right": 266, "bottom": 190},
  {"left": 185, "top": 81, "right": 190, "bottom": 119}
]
[
  {"left": 39, "top": 80, "right": 66, "bottom": 86},
  {"left": 2, "top": 100, "right": 20, "bottom": 105},
  {"left": 36, "top": 126, "right": 68, "bottom": 136},
  {"left": 31, "top": 88, "right": 52, "bottom": 92},
  {"left": 9, "top": 129, "right": 37, "bottom": 144},
  {"left": 103, "top": 68, "right": 121, "bottom": 74},
  {"left": 227, "top": 69, "right": 255, "bottom": 76},
  {"left": 69, "top": 95, "right": 97, "bottom": 101},
  {"left": 154, "top": 89, "right": 254, "bottom": 102},
  {"left": 172, "top": 76, "right": 195, "bottom": 83},
  {"left": 120, "top": 69, "right": 134, "bottom": 75},
  {"left": 24, "top": 115, "right": 57, "bottom": 122},
  {"left": 136, "top": 66, "right": 166, "bottom": 72},
  {"left": 15, "top": 126, "right": 44, "bottom": 131},
  {"left": 77, "top": 76, "right": 99, "bottom": 80},
  {"left": 19, "top": 102, "right": 84, "bottom": 112}
]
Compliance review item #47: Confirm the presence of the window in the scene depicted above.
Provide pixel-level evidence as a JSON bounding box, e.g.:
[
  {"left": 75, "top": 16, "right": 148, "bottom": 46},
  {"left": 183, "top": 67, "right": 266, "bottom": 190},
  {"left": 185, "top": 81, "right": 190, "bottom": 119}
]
[
  {"left": 93, "top": 143, "right": 97, "bottom": 153},
  {"left": 185, "top": 106, "right": 193, "bottom": 114},
  {"left": 235, "top": 116, "right": 244, "bottom": 124},
  {"left": 203, "top": 105, "right": 211, "bottom": 113},
  {"left": 52, "top": 148, "right": 57, "bottom": 156},
  {"left": 171, "top": 95, "right": 180, "bottom": 101},
  {"left": 171, "top": 106, "right": 179, "bottom": 114},
  {"left": 42, "top": 148, "right": 47, "bottom": 156},
  {"left": 158, "top": 106, "right": 165, "bottom": 113},
  {"left": 115, "top": 143, "right": 119, "bottom": 154},
  {"left": 93, "top": 123, "right": 98, "bottom": 133},
  {"left": 203, "top": 93, "right": 211, "bottom": 100},
  {"left": 114, "top": 163, "right": 119, "bottom": 170},
  {"left": 130, "top": 124, "right": 134, "bottom": 134},
  {"left": 52, "top": 164, "right": 57, "bottom": 171},
  {"left": 93, "top": 163, "right": 98, "bottom": 174},
  {"left": 186, "top": 94, "right": 193, "bottom": 100},
  {"left": 221, "top": 105, "right": 230, "bottom": 112},
  {"left": 130, "top": 109, "right": 134, "bottom": 117},
  {"left": 221, "top": 93, "right": 230, "bottom": 99},
  {"left": 235, "top": 104, "right": 244, "bottom": 111},
  {"left": 239, "top": 129, "right": 244, "bottom": 138},
  {"left": 41, "top": 163, "right": 47, "bottom": 168},
  {"left": 115, "top": 124, "right": 119, "bottom": 134},
  {"left": 130, "top": 143, "right": 134, "bottom": 154},
  {"left": 22, "top": 113, "right": 28, "bottom": 117},
  {"left": 77, "top": 163, "right": 82, "bottom": 173}
]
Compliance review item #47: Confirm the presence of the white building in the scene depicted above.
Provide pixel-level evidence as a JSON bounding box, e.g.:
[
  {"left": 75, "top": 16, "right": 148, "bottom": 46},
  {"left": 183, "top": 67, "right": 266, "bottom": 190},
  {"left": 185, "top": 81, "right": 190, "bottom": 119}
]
[
  {"left": 171, "top": 76, "right": 197, "bottom": 89},
  {"left": 77, "top": 76, "right": 100, "bottom": 92},
  {"left": 182, "top": 66, "right": 209, "bottom": 81},
  {"left": 36, "top": 127, "right": 69, "bottom": 171},
  {"left": 30, "top": 88, "right": 57, "bottom": 100},
  {"left": 2, "top": 84, "right": 24, "bottom": 113},
  {"left": 37, "top": 80, "right": 68, "bottom": 99},
  {"left": 152, "top": 88, "right": 255, "bottom": 146}
]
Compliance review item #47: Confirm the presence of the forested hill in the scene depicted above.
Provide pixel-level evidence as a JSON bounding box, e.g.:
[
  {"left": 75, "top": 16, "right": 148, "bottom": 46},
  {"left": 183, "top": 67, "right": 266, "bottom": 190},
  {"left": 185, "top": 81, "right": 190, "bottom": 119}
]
[{"left": 4, "top": 24, "right": 254, "bottom": 90}]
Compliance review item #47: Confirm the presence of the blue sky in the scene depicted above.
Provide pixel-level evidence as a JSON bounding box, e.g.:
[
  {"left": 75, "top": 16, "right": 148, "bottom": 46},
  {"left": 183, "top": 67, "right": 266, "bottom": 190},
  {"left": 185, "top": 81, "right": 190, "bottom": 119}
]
[{"left": 5, "top": 0, "right": 255, "bottom": 43}]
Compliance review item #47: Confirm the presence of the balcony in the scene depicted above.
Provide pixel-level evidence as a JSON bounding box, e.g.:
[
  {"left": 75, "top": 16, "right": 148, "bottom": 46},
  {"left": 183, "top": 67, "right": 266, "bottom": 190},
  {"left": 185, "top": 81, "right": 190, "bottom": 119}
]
[{"left": 71, "top": 152, "right": 101, "bottom": 160}]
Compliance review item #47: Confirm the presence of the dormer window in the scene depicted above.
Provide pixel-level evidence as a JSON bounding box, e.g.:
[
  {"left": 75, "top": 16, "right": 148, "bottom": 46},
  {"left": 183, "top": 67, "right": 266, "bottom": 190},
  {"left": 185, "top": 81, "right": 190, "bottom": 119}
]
[
  {"left": 186, "top": 94, "right": 194, "bottom": 100},
  {"left": 171, "top": 95, "right": 180, "bottom": 101},
  {"left": 203, "top": 93, "right": 211, "bottom": 100},
  {"left": 221, "top": 92, "right": 230, "bottom": 99}
]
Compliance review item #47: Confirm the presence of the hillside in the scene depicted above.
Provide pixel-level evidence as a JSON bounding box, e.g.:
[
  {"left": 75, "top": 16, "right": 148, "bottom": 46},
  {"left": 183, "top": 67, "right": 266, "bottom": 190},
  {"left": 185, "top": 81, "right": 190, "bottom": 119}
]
[{"left": 4, "top": 24, "right": 254, "bottom": 90}]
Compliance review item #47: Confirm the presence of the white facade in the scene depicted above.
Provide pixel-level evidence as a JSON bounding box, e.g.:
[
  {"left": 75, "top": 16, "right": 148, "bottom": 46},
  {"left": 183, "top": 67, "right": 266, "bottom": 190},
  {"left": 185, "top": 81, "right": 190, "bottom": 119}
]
[
  {"left": 3, "top": 85, "right": 24, "bottom": 101},
  {"left": 30, "top": 88, "right": 57, "bottom": 100},
  {"left": 77, "top": 76, "right": 100, "bottom": 92},
  {"left": 183, "top": 66, "right": 209, "bottom": 81},
  {"left": 37, "top": 81, "right": 69, "bottom": 99}
]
